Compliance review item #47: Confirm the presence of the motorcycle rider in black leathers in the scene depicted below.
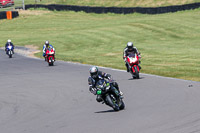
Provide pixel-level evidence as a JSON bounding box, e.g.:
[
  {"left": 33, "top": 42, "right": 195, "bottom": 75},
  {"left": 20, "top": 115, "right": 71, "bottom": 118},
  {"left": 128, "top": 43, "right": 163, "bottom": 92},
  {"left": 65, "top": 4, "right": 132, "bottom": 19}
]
[
  {"left": 123, "top": 42, "right": 141, "bottom": 72},
  {"left": 5, "top": 39, "right": 15, "bottom": 54},
  {"left": 88, "top": 66, "right": 123, "bottom": 103}
]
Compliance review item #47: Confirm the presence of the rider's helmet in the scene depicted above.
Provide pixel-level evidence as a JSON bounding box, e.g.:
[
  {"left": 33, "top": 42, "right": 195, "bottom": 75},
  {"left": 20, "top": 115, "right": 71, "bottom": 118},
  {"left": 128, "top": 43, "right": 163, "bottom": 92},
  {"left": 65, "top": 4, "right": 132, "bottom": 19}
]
[
  {"left": 89, "top": 66, "right": 99, "bottom": 79},
  {"left": 45, "top": 41, "right": 49, "bottom": 47},
  {"left": 7, "top": 39, "right": 11, "bottom": 43},
  {"left": 127, "top": 42, "right": 133, "bottom": 49}
]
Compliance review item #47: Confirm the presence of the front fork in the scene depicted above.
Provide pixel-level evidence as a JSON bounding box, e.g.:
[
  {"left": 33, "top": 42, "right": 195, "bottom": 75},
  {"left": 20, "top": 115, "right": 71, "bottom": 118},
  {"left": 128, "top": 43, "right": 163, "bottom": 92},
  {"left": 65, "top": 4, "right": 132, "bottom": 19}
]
[{"left": 131, "top": 65, "right": 139, "bottom": 73}]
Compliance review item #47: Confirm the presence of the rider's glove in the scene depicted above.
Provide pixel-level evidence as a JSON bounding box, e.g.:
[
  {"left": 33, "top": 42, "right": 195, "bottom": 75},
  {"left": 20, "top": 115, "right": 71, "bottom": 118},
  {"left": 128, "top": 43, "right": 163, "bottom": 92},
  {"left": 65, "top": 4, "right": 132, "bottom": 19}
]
[
  {"left": 89, "top": 87, "right": 97, "bottom": 95},
  {"left": 108, "top": 79, "right": 113, "bottom": 83},
  {"left": 106, "top": 77, "right": 113, "bottom": 83}
]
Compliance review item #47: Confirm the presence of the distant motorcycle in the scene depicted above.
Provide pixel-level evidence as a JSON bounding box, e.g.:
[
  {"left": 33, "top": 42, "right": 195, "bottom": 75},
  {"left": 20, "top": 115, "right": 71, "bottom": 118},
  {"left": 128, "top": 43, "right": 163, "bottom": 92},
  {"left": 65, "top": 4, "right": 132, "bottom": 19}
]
[
  {"left": 6, "top": 45, "right": 14, "bottom": 58},
  {"left": 126, "top": 53, "right": 140, "bottom": 79},
  {"left": 95, "top": 79, "right": 125, "bottom": 111},
  {"left": 45, "top": 47, "right": 55, "bottom": 66}
]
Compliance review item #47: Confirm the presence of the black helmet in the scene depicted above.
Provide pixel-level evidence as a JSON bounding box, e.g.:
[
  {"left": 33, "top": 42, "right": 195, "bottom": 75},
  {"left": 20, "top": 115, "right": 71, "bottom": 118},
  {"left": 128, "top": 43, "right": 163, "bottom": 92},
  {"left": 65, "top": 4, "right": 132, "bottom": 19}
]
[
  {"left": 89, "top": 66, "right": 98, "bottom": 79},
  {"left": 127, "top": 42, "right": 133, "bottom": 49}
]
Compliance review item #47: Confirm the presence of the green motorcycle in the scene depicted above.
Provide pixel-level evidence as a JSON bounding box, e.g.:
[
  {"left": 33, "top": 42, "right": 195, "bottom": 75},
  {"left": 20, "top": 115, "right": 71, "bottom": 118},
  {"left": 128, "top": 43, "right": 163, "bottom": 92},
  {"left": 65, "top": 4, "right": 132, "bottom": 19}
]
[{"left": 96, "top": 79, "right": 125, "bottom": 111}]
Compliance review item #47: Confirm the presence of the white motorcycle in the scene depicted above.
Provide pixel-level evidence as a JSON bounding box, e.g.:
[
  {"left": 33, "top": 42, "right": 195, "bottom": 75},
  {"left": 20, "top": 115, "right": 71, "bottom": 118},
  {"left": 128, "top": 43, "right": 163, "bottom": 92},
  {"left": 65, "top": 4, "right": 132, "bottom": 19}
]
[{"left": 6, "top": 45, "right": 14, "bottom": 58}]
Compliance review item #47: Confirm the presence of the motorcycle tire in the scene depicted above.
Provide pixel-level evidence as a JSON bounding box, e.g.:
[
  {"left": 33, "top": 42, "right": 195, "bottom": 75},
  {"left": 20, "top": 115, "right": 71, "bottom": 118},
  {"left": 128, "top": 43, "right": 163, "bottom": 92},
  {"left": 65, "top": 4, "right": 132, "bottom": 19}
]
[
  {"left": 105, "top": 94, "right": 120, "bottom": 111},
  {"left": 119, "top": 100, "right": 125, "bottom": 110},
  {"left": 48, "top": 57, "right": 54, "bottom": 66},
  {"left": 134, "top": 66, "right": 139, "bottom": 79},
  {"left": 9, "top": 54, "right": 12, "bottom": 58},
  {"left": 49, "top": 62, "right": 53, "bottom": 66}
]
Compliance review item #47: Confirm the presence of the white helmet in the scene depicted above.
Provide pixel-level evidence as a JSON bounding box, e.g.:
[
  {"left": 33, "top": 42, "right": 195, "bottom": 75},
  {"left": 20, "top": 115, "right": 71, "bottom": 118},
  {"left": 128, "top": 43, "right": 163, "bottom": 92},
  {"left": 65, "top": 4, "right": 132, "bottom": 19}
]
[
  {"left": 7, "top": 39, "right": 11, "bottom": 43},
  {"left": 127, "top": 42, "right": 133, "bottom": 48},
  {"left": 89, "top": 66, "right": 98, "bottom": 79},
  {"left": 45, "top": 40, "right": 49, "bottom": 45}
]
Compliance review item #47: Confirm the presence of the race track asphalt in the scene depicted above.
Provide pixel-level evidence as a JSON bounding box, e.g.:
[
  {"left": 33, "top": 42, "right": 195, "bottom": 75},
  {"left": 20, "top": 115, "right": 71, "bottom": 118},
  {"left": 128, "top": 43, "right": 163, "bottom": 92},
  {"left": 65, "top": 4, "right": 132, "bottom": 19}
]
[{"left": 0, "top": 49, "right": 200, "bottom": 133}]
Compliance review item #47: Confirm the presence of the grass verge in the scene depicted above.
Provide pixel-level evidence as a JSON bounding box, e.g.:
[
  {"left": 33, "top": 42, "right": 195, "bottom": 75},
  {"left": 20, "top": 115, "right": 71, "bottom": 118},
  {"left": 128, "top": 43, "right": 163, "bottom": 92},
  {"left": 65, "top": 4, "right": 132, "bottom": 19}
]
[
  {"left": 0, "top": 8, "right": 200, "bottom": 81},
  {"left": 25, "top": 0, "right": 200, "bottom": 7}
]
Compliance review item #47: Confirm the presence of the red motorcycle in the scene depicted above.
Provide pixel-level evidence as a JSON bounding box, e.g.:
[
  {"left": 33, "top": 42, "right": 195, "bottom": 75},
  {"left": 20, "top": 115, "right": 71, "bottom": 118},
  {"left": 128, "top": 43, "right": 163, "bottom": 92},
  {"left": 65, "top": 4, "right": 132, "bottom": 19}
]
[
  {"left": 45, "top": 48, "right": 55, "bottom": 66},
  {"left": 126, "top": 53, "right": 140, "bottom": 79}
]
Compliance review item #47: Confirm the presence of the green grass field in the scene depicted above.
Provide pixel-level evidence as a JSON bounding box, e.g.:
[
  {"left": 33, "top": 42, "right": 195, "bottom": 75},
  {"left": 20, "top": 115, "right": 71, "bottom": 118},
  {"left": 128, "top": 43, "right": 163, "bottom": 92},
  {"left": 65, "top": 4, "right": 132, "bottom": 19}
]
[
  {"left": 0, "top": 8, "right": 200, "bottom": 81},
  {"left": 25, "top": 0, "right": 200, "bottom": 7}
]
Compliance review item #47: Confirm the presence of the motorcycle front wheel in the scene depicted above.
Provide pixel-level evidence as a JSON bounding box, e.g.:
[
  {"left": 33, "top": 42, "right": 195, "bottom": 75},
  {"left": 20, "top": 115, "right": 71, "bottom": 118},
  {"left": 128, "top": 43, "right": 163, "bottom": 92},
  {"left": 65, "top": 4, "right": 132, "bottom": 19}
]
[
  {"left": 8, "top": 51, "right": 12, "bottom": 58},
  {"left": 48, "top": 57, "right": 54, "bottom": 66},
  {"left": 119, "top": 100, "right": 125, "bottom": 110},
  {"left": 105, "top": 94, "right": 120, "bottom": 111},
  {"left": 134, "top": 66, "right": 139, "bottom": 79},
  {"left": 9, "top": 54, "right": 12, "bottom": 58}
]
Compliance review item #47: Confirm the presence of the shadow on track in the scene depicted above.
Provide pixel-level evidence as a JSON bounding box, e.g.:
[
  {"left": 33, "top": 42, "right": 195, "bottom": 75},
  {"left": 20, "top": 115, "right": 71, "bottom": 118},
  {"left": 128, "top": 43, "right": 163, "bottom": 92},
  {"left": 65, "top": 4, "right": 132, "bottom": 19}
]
[
  {"left": 94, "top": 109, "right": 116, "bottom": 113},
  {"left": 45, "top": 64, "right": 58, "bottom": 67},
  {"left": 128, "top": 77, "right": 145, "bottom": 80}
]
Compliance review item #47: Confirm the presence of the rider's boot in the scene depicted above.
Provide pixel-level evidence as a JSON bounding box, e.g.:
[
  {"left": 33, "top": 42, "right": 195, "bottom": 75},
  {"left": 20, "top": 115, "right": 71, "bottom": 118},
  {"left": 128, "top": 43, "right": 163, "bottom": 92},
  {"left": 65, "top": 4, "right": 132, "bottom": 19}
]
[
  {"left": 113, "top": 82, "right": 123, "bottom": 99},
  {"left": 119, "top": 91, "right": 124, "bottom": 99},
  {"left": 114, "top": 88, "right": 124, "bottom": 99}
]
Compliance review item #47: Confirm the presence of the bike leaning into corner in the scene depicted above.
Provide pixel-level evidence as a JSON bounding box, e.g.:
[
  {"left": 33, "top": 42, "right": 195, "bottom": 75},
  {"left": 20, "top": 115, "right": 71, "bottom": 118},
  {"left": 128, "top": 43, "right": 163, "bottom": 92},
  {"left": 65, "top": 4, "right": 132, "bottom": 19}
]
[{"left": 95, "top": 79, "right": 125, "bottom": 111}]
